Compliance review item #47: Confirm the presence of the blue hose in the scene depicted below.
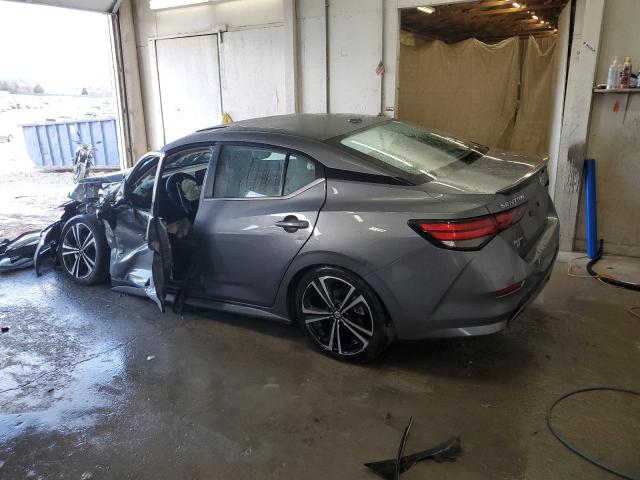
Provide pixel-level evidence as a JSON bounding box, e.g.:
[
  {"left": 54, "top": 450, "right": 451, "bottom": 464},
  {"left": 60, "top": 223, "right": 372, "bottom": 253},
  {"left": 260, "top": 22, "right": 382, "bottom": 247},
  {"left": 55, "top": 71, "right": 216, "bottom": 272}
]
[{"left": 584, "top": 159, "right": 598, "bottom": 259}]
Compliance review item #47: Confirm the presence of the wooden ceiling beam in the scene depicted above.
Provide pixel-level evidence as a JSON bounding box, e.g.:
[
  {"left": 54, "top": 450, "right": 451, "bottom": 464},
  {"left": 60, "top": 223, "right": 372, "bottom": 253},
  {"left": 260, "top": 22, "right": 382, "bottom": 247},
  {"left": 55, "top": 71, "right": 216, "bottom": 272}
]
[
  {"left": 467, "top": 0, "right": 512, "bottom": 8},
  {"left": 467, "top": 3, "right": 564, "bottom": 15},
  {"left": 471, "top": 7, "right": 526, "bottom": 15},
  {"left": 445, "top": 12, "right": 537, "bottom": 26},
  {"left": 400, "top": 0, "right": 567, "bottom": 44}
]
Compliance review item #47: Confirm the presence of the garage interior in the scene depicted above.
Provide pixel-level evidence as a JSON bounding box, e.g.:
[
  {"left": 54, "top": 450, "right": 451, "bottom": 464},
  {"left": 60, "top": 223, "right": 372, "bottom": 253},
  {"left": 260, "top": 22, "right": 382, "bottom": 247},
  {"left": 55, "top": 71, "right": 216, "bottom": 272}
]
[
  {"left": 398, "top": 0, "right": 568, "bottom": 159},
  {"left": 1, "top": 0, "right": 640, "bottom": 479}
]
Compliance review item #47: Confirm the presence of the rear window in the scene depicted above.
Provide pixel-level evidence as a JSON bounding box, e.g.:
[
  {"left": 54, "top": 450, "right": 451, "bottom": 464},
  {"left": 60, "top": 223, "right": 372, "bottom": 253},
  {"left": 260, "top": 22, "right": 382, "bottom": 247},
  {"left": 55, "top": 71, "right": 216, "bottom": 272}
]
[{"left": 338, "top": 120, "right": 487, "bottom": 184}]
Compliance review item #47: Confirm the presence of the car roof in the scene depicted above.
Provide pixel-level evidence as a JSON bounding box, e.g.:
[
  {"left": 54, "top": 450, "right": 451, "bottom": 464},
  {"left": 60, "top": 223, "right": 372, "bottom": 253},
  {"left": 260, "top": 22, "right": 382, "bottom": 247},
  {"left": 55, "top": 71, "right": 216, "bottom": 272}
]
[
  {"left": 160, "top": 114, "right": 395, "bottom": 176},
  {"left": 195, "top": 113, "right": 388, "bottom": 141}
]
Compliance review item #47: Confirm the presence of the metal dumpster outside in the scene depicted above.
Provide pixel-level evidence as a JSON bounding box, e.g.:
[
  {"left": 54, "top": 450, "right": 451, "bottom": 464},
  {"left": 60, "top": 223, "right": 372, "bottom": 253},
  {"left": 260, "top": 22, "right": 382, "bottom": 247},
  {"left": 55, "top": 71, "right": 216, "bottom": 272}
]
[{"left": 22, "top": 118, "right": 120, "bottom": 170}]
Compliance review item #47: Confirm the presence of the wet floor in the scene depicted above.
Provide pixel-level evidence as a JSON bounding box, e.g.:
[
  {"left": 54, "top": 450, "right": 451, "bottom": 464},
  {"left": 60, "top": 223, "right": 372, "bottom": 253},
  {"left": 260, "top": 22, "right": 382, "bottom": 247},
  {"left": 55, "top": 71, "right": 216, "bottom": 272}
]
[{"left": 0, "top": 261, "right": 639, "bottom": 479}]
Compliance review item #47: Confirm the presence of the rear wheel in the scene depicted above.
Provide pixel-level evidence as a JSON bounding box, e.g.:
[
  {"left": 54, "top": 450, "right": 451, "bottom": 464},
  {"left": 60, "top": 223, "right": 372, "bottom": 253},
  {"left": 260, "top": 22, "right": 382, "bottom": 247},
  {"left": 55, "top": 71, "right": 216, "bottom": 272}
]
[
  {"left": 57, "top": 215, "right": 109, "bottom": 285},
  {"left": 294, "top": 266, "right": 390, "bottom": 362}
]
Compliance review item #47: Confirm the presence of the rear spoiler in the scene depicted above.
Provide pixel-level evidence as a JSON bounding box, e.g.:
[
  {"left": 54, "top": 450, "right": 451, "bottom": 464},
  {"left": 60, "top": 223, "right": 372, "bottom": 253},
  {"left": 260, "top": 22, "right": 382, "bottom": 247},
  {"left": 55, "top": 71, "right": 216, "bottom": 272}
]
[{"left": 496, "top": 157, "right": 549, "bottom": 195}]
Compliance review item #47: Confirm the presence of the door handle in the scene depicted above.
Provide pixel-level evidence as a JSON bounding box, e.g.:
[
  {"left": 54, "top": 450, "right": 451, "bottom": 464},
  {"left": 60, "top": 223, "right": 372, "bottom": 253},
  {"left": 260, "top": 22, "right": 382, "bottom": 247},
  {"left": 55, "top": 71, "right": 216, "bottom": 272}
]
[{"left": 275, "top": 216, "right": 309, "bottom": 232}]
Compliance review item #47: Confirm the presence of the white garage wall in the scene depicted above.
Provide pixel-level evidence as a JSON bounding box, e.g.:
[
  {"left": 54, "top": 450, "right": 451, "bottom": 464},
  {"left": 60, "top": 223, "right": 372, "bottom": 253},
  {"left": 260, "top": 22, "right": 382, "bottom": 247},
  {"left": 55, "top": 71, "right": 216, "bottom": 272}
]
[
  {"left": 155, "top": 34, "right": 223, "bottom": 143},
  {"left": 130, "top": 0, "right": 285, "bottom": 149},
  {"left": 547, "top": 3, "right": 571, "bottom": 198},
  {"left": 328, "top": 0, "right": 383, "bottom": 114},
  {"left": 296, "top": 0, "right": 327, "bottom": 113},
  {"left": 130, "top": 0, "right": 431, "bottom": 149},
  {"left": 219, "top": 26, "right": 286, "bottom": 121},
  {"left": 297, "top": 0, "right": 386, "bottom": 116},
  {"left": 575, "top": 0, "right": 640, "bottom": 257}
]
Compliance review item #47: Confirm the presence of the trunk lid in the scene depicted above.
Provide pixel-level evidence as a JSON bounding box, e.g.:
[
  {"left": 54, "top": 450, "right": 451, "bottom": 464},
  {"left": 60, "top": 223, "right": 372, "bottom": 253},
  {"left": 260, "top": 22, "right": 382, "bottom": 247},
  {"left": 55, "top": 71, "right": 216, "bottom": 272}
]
[
  {"left": 423, "top": 149, "right": 548, "bottom": 195},
  {"left": 422, "top": 149, "right": 551, "bottom": 257}
]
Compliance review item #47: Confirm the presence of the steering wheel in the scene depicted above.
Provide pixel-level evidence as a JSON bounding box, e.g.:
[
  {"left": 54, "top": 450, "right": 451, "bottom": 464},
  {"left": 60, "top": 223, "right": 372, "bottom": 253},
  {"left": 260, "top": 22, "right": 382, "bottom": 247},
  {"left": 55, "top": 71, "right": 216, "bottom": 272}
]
[{"left": 165, "top": 172, "right": 197, "bottom": 214}]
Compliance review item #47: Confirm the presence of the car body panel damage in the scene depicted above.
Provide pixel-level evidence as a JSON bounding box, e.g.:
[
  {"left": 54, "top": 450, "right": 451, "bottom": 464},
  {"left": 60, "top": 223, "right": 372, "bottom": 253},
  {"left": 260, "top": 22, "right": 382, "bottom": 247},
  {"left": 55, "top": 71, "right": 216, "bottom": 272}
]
[
  {"left": 69, "top": 171, "right": 126, "bottom": 203},
  {"left": 1, "top": 150, "right": 167, "bottom": 308},
  {"left": 103, "top": 207, "right": 154, "bottom": 295},
  {"left": 0, "top": 230, "right": 41, "bottom": 272},
  {"left": 34, "top": 220, "right": 63, "bottom": 276},
  {"left": 2, "top": 201, "right": 81, "bottom": 274},
  {"left": 1, "top": 173, "right": 125, "bottom": 276}
]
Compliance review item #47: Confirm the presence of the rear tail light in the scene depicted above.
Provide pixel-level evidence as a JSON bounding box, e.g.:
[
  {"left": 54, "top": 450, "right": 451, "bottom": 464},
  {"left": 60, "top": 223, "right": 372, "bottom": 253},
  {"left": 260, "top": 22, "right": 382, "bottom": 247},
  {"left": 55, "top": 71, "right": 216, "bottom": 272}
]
[
  {"left": 495, "top": 280, "right": 525, "bottom": 297},
  {"left": 409, "top": 203, "right": 527, "bottom": 251}
]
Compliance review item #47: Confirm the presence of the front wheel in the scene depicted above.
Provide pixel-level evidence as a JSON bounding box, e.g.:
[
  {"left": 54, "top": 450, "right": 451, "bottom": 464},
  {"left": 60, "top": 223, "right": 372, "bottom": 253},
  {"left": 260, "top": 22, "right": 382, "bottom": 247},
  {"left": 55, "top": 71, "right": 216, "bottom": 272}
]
[
  {"left": 57, "top": 215, "right": 109, "bottom": 285},
  {"left": 294, "top": 266, "right": 391, "bottom": 362}
]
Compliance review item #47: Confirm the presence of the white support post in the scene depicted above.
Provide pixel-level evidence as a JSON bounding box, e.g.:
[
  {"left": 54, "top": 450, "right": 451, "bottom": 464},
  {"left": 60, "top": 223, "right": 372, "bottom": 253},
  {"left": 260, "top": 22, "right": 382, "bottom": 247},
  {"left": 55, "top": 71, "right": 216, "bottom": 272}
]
[
  {"left": 283, "top": 0, "right": 299, "bottom": 114},
  {"left": 114, "top": 0, "right": 148, "bottom": 166},
  {"left": 553, "top": 0, "right": 606, "bottom": 251}
]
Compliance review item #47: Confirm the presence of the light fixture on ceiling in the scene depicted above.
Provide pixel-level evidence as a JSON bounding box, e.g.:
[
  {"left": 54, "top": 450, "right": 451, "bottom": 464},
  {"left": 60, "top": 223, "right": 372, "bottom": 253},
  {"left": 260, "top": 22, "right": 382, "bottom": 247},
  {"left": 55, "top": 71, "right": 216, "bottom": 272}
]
[
  {"left": 417, "top": 6, "right": 435, "bottom": 14},
  {"left": 149, "top": 0, "right": 209, "bottom": 10},
  {"left": 539, "top": 20, "right": 545, "bottom": 23},
  {"left": 532, "top": 14, "right": 538, "bottom": 19},
  {"left": 512, "top": 2, "right": 521, "bottom": 8},
  {"left": 554, "top": 28, "right": 558, "bottom": 32}
]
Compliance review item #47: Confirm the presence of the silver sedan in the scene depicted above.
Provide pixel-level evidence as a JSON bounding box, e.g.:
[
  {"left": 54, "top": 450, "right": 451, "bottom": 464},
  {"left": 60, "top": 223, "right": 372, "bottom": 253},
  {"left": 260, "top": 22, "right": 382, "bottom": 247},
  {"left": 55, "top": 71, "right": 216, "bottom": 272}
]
[{"left": 33, "top": 114, "right": 559, "bottom": 361}]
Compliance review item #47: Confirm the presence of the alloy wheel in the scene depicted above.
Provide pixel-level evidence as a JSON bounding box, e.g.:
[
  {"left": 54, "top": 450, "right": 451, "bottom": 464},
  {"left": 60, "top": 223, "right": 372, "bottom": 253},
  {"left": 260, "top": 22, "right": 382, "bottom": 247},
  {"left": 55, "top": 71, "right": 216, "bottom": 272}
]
[
  {"left": 301, "top": 276, "right": 374, "bottom": 356},
  {"left": 61, "top": 223, "right": 97, "bottom": 279}
]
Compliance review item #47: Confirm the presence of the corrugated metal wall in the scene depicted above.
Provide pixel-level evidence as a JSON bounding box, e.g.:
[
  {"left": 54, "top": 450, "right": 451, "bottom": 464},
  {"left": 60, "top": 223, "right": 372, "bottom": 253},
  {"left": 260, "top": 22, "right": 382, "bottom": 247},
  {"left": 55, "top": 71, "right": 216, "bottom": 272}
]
[{"left": 22, "top": 118, "right": 120, "bottom": 169}]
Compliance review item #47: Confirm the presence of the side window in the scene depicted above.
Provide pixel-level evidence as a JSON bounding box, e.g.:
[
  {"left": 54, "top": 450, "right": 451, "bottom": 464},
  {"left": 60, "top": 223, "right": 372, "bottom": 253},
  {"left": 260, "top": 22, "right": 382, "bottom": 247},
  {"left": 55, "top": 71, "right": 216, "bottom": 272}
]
[
  {"left": 163, "top": 148, "right": 212, "bottom": 179},
  {"left": 214, "top": 145, "right": 286, "bottom": 198},
  {"left": 283, "top": 154, "right": 321, "bottom": 195},
  {"left": 213, "top": 145, "right": 323, "bottom": 199},
  {"left": 128, "top": 157, "right": 159, "bottom": 210},
  {"left": 127, "top": 147, "right": 213, "bottom": 210}
]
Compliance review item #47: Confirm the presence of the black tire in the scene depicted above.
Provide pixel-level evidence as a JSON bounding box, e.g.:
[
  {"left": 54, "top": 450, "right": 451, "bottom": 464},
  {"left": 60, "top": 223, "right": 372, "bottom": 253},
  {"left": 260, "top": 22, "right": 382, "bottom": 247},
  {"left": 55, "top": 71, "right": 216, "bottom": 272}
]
[
  {"left": 57, "top": 215, "right": 109, "bottom": 285},
  {"left": 294, "top": 266, "right": 390, "bottom": 362}
]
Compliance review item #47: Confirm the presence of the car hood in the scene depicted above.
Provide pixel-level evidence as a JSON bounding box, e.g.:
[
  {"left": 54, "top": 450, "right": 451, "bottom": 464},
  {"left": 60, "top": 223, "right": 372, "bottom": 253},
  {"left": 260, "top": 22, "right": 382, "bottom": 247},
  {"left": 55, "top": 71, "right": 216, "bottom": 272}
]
[
  {"left": 77, "top": 170, "right": 127, "bottom": 185},
  {"left": 422, "top": 149, "right": 547, "bottom": 195},
  {"left": 69, "top": 169, "right": 129, "bottom": 203}
]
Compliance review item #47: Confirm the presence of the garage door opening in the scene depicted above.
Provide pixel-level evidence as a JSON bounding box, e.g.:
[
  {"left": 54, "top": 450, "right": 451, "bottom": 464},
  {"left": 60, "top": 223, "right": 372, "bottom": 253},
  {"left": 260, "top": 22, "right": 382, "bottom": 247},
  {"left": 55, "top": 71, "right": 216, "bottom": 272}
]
[
  {"left": 397, "top": 0, "right": 570, "bottom": 181},
  {"left": 0, "top": 1, "right": 122, "bottom": 239}
]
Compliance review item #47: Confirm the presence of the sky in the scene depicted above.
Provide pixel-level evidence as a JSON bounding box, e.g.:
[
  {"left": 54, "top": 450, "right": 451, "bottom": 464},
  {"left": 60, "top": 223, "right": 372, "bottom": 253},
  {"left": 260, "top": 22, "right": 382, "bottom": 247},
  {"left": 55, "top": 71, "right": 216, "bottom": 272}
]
[{"left": 0, "top": 1, "right": 113, "bottom": 93}]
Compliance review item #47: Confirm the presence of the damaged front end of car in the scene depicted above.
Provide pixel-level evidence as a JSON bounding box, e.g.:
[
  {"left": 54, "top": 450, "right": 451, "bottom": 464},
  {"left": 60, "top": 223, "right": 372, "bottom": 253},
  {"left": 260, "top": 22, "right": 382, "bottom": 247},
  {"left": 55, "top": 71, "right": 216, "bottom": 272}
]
[
  {"left": 0, "top": 230, "right": 42, "bottom": 272},
  {"left": 0, "top": 172, "right": 126, "bottom": 276}
]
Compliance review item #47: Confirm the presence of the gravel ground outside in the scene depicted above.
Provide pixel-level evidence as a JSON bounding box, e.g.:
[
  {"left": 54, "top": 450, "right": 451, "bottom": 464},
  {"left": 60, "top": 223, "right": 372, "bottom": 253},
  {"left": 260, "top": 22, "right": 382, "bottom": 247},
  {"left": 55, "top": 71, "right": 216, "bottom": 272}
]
[
  {"left": 0, "top": 94, "right": 117, "bottom": 241},
  {"left": 0, "top": 140, "right": 76, "bottom": 240},
  {"left": 0, "top": 169, "right": 73, "bottom": 240}
]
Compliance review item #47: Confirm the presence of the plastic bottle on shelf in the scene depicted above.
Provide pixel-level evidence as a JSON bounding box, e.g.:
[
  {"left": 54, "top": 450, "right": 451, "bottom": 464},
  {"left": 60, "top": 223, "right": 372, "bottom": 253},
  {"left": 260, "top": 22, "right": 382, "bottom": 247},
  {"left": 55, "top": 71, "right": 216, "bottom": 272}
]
[
  {"left": 620, "top": 57, "right": 632, "bottom": 89},
  {"left": 607, "top": 56, "right": 621, "bottom": 89}
]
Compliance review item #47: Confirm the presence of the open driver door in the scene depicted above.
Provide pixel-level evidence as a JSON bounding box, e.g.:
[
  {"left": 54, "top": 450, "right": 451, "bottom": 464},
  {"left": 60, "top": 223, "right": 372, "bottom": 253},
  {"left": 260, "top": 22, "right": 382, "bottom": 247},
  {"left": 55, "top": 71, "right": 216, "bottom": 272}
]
[{"left": 146, "top": 151, "right": 172, "bottom": 312}]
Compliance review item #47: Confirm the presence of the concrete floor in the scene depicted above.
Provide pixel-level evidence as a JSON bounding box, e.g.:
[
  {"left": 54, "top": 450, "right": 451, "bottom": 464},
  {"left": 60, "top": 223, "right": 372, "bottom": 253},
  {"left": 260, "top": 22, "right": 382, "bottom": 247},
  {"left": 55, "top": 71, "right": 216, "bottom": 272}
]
[{"left": 0, "top": 261, "right": 639, "bottom": 479}]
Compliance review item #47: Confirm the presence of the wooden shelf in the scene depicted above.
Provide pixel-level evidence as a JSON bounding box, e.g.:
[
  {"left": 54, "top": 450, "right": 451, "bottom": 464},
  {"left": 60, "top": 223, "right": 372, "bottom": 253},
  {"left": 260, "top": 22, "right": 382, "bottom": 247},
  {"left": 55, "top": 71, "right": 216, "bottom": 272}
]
[{"left": 593, "top": 88, "right": 640, "bottom": 93}]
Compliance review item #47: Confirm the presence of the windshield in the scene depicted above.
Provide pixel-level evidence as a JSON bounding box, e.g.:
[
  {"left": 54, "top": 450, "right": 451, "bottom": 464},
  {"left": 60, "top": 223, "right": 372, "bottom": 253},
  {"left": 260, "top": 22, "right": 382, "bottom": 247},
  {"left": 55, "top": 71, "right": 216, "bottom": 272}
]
[{"left": 338, "top": 120, "right": 487, "bottom": 184}]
